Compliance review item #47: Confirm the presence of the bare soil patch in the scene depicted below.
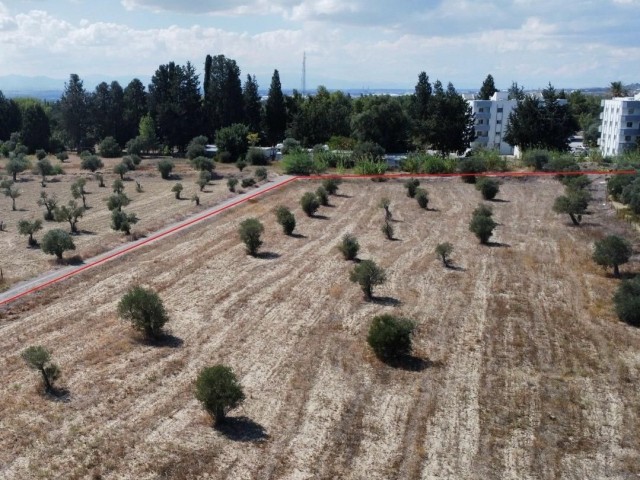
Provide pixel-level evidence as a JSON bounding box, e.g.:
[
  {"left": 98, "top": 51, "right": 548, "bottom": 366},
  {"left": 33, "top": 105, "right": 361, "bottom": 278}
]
[{"left": 0, "top": 176, "right": 639, "bottom": 479}]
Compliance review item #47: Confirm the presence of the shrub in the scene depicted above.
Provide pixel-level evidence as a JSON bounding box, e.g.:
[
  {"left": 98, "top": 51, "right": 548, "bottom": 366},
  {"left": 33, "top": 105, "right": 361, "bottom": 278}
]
[
  {"left": 522, "top": 149, "right": 551, "bottom": 170},
  {"left": 349, "top": 259, "right": 386, "bottom": 300},
  {"left": 56, "top": 151, "right": 69, "bottom": 162},
  {"left": 21, "top": 346, "right": 61, "bottom": 394},
  {"left": 121, "top": 156, "right": 136, "bottom": 171},
  {"left": 191, "top": 156, "right": 215, "bottom": 173},
  {"left": 241, "top": 178, "right": 255, "bottom": 189},
  {"left": 469, "top": 212, "right": 497, "bottom": 244},
  {"left": 125, "top": 136, "right": 144, "bottom": 156},
  {"left": 215, "top": 123, "right": 249, "bottom": 162},
  {"left": 316, "top": 186, "right": 329, "bottom": 206},
  {"left": 95, "top": 172, "right": 105, "bottom": 187},
  {"left": 354, "top": 155, "right": 387, "bottom": 176},
  {"left": 187, "top": 135, "right": 208, "bottom": 159},
  {"left": 227, "top": 177, "right": 238, "bottom": 192},
  {"left": 282, "top": 137, "right": 301, "bottom": 154},
  {"left": 18, "top": 219, "right": 43, "bottom": 247},
  {"left": 158, "top": 159, "right": 174, "bottom": 179},
  {"left": 338, "top": 233, "right": 359, "bottom": 260},
  {"left": 171, "top": 183, "right": 183, "bottom": 199},
  {"left": 353, "top": 141, "right": 384, "bottom": 161},
  {"left": 111, "top": 209, "right": 138, "bottom": 235},
  {"left": 112, "top": 178, "right": 125, "bottom": 194},
  {"left": 35, "top": 149, "right": 47, "bottom": 160},
  {"left": 191, "top": 193, "right": 200, "bottom": 206},
  {"left": 282, "top": 151, "right": 314, "bottom": 175},
  {"left": 473, "top": 203, "right": 493, "bottom": 218},
  {"left": 381, "top": 220, "right": 394, "bottom": 240},
  {"left": 404, "top": 178, "right": 420, "bottom": 198},
  {"left": 239, "top": 218, "right": 264, "bottom": 256},
  {"left": 379, "top": 197, "right": 391, "bottom": 220},
  {"left": 34, "top": 158, "right": 54, "bottom": 185},
  {"left": 458, "top": 156, "right": 487, "bottom": 183},
  {"left": 117, "top": 286, "right": 169, "bottom": 339},
  {"left": 614, "top": 277, "right": 640, "bottom": 327},
  {"left": 300, "top": 192, "right": 320, "bottom": 216},
  {"left": 255, "top": 167, "right": 268, "bottom": 182},
  {"left": 218, "top": 151, "right": 232, "bottom": 163},
  {"left": 246, "top": 147, "right": 269, "bottom": 166},
  {"left": 415, "top": 188, "right": 429, "bottom": 209},
  {"left": 593, "top": 235, "right": 632, "bottom": 277},
  {"left": 81, "top": 155, "right": 104, "bottom": 172},
  {"left": 475, "top": 177, "right": 500, "bottom": 200},
  {"left": 274, "top": 206, "right": 296, "bottom": 235},
  {"left": 107, "top": 193, "right": 130, "bottom": 211},
  {"left": 41, "top": 228, "right": 75, "bottom": 260},
  {"left": 197, "top": 171, "right": 211, "bottom": 191},
  {"left": 367, "top": 314, "right": 415, "bottom": 362},
  {"left": 195, "top": 365, "right": 245, "bottom": 425},
  {"left": 607, "top": 173, "right": 637, "bottom": 201},
  {"left": 322, "top": 178, "right": 342, "bottom": 195},
  {"left": 113, "top": 162, "right": 129, "bottom": 180},
  {"left": 235, "top": 159, "right": 247, "bottom": 172},
  {"left": 435, "top": 242, "right": 454, "bottom": 267},
  {"left": 99, "top": 136, "right": 122, "bottom": 158}
]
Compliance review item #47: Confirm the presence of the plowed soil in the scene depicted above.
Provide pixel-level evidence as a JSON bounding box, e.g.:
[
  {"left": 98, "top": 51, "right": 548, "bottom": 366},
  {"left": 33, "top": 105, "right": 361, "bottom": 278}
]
[{"left": 1, "top": 176, "right": 639, "bottom": 479}]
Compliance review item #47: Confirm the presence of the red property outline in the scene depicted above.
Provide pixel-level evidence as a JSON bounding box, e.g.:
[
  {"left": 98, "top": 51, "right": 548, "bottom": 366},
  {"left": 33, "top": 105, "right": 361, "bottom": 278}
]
[{"left": 0, "top": 169, "right": 635, "bottom": 307}]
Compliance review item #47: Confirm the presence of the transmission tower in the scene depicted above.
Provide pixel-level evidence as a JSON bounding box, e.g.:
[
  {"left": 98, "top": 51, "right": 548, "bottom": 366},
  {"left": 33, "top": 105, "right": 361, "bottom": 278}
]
[{"left": 302, "top": 51, "right": 306, "bottom": 96}]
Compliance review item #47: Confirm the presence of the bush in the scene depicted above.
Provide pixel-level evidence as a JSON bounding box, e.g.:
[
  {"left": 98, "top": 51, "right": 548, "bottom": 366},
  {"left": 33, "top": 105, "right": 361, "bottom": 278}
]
[
  {"left": 274, "top": 206, "right": 296, "bottom": 235},
  {"left": 187, "top": 135, "right": 208, "bottom": 159},
  {"left": 227, "top": 177, "right": 238, "bottom": 192},
  {"left": 80, "top": 155, "right": 104, "bottom": 172},
  {"left": 158, "top": 159, "right": 174, "bottom": 179},
  {"left": 322, "top": 178, "right": 342, "bottom": 195},
  {"left": 171, "top": 183, "right": 183, "bottom": 199},
  {"left": 117, "top": 286, "right": 169, "bottom": 339},
  {"left": 379, "top": 197, "right": 391, "bottom": 220},
  {"left": 593, "top": 235, "right": 632, "bottom": 277},
  {"left": 282, "top": 137, "right": 301, "bottom": 154},
  {"left": 458, "top": 156, "right": 487, "bottom": 183},
  {"left": 338, "top": 233, "right": 359, "bottom": 260},
  {"left": 99, "top": 136, "right": 122, "bottom": 158},
  {"left": 255, "top": 167, "right": 268, "bottom": 181},
  {"left": 241, "top": 178, "right": 255, "bottom": 188},
  {"left": 367, "top": 314, "right": 415, "bottom": 362},
  {"left": 381, "top": 220, "right": 394, "bottom": 240},
  {"left": 125, "top": 136, "right": 144, "bottom": 156},
  {"left": 246, "top": 147, "right": 269, "bottom": 166},
  {"left": 435, "top": 242, "right": 453, "bottom": 267},
  {"left": 415, "top": 188, "right": 429, "bottom": 209},
  {"left": 35, "top": 149, "right": 47, "bottom": 160},
  {"left": 353, "top": 141, "right": 384, "bottom": 161},
  {"left": 235, "top": 159, "right": 247, "bottom": 172},
  {"left": 614, "top": 277, "right": 640, "bottom": 327},
  {"left": 112, "top": 178, "right": 125, "bottom": 194},
  {"left": 195, "top": 365, "right": 245, "bottom": 425},
  {"left": 300, "top": 192, "right": 319, "bottom": 216},
  {"left": 316, "top": 186, "right": 329, "bottom": 206},
  {"left": 473, "top": 203, "right": 493, "bottom": 218},
  {"left": 113, "top": 162, "right": 129, "bottom": 180},
  {"left": 41, "top": 228, "right": 75, "bottom": 260},
  {"left": 349, "top": 259, "right": 386, "bottom": 300},
  {"left": 215, "top": 124, "right": 249, "bottom": 162},
  {"left": 522, "top": 149, "right": 551, "bottom": 170},
  {"left": 197, "top": 171, "right": 211, "bottom": 191},
  {"left": 475, "top": 177, "right": 500, "bottom": 200},
  {"left": 111, "top": 209, "right": 138, "bottom": 235},
  {"left": 404, "top": 178, "right": 420, "bottom": 197},
  {"left": 608, "top": 173, "right": 638, "bottom": 201},
  {"left": 239, "top": 218, "right": 264, "bottom": 256},
  {"left": 21, "top": 346, "right": 61, "bottom": 394},
  {"left": 107, "top": 193, "right": 130, "bottom": 211},
  {"left": 18, "top": 219, "right": 43, "bottom": 247},
  {"left": 353, "top": 155, "right": 387, "bottom": 176},
  {"left": 56, "top": 151, "right": 69, "bottom": 162},
  {"left": 469, "top": 212, "right": 497, "bottom": 244},
  {"left": 192, "top": 156, "right": 215, "bottom": 173},
  {"left": 282, "top": 152, "right": 314, "bottom": 175}
]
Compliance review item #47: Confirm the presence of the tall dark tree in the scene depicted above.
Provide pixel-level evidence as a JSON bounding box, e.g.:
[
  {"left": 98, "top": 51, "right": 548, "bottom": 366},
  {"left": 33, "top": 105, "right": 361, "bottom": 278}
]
[
  {"left": 109, "top": 81, "right": 126, "bottom": 145},
  {"left": 60, "top": 74, "right": 90, "bottom": 152},
  {"left": 265, "top": 69, "right": 287, "bottom": 145},
  {"left": 610, "top": 81, "right": 628, "bottom": 98},
  {"left": 351, "top": 95, "right": 410, "bottom": 152},
  {"left": 148, "top": 61, "right": 202, "bottom": 152},
  {"left": 202, "top": 54, "right": 244, "bottom": 138},
  {"left": 507, "top": 81, "right": 525, "bottom": 101},
  {"left": 411, "top": 72, "right": 432, "bottom": 147},
  {"left": 0, "top": 91, "right": 22, "bottom": 141},
  {"left": 123, "top": 78, "right": 148, "bottom": 143},
  {"left": 478, "top": 74, "right": 498, "bottom": 100},
  {"left": 426, "top": 81, "right": 475, "bottom": 156},
  {"left": 243, "top": 74, "right": 262, "bottom": 134},
  {"left": 21, "top": 104, "right": 50, "bottom": 152},
  {"left": 91, "top": 82, "right": 112, "bottom": 141}
]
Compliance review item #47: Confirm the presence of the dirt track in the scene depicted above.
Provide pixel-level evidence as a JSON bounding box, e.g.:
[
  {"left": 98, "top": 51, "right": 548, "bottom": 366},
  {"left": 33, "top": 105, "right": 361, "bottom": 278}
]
[{"left": 0, "top": 177, "right": 639, "bottom": 479}]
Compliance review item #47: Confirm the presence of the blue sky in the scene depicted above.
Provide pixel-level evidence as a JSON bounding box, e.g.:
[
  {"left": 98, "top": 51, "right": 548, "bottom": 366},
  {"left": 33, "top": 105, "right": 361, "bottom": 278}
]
[{"left": 0, "top": 0, "right": 639, "bottom": 91}]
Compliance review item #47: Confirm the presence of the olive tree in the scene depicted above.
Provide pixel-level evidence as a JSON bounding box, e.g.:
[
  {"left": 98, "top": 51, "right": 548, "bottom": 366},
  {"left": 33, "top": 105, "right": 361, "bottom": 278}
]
[
  {"left": 158, "top": 159, "right": 174, "bottom": 179},
  {"left": 475, "top": 177, "right": 500, "bottom": 200},
  {"left": 553, "top": 189, "right": 590, "bottom": 226},
  {"left": 80, "top": 155, "right": 104, "bottom": 172},
  {"left": 18, "top": 219, "right": 43, "bottom": 247},
  {"left": 41, "top": 228, "right": 75, "bottom": 260},
  {"left": 227, "top": 177, "right": 238, "bottom": 192},
  {"left": 379, "top": 197, "right": 391, "bottom": 220},
  {"left": 274, "top": 206, "right": 296, "bottom": 235},
  {"left": 197, "top": 171, "right": 211, "bottom": 191},
  {"left": 349, "top": 259, "right": 386, "bottom": 300},
  {"left": 21, "top": 346, "right": 61, "bottom": 394},
  {"left": 316, "top": 186, "right": 329, "bottom": 206},
  {"left": 367, "top": 314, "right": 416, "bottom": 362},
  {"left": 37, "top": 191, "right": 58, "bottom": 220},
  {"left": 171, "top": 183, "right": 183, "bottom": 199},
  {"left": 435, "top": 242, "right": 454, "bottom": 267},
  {"left": 338, "top": 233, "right": 360, "bottom": 260},
  {"left": 195, "top": 365, "right": 245, "bottom": 425},
  {"left": 593, "top": 235, "right": 632, "bottom": 277},
  {"left": 404, "top": 178, "right": 419, "bottom": 198},
  {"left": 70, "top": 178, "right": 88, "bottom": 208},
  {"left": 322, "top": 178, "right": 342, "bottom": 195},
  {"left": 415, "top": 188, "right": 429, "bottom": 209},
  {"left": 300, "top": 192, "right": 320, "bottom": 217},
  {"left": 239, "top": 218, "right": 264, "bottom": 256},
  {"left": 113, "top": 162, "right": 129, "bottom": 180},
  {"left": 117, "top": 286, "right": 169, "bottom": 339},
  {"left": 469, "top": 206, "right": 497, "bottom": 244},
  {"left": 34, "top": 158, "right": 54, "bottom": 186},
  {"left": 107, "top": 193, "right": 131, "bottom": 212},
  {"left": 54, "top": 200, "right": 84, "bottom": 233},
  {"left": 614, "top": 277, "right": 640, "bottom": 327},
  {"left": 111, "top": 210, "right": 139, "bottom": 235}
]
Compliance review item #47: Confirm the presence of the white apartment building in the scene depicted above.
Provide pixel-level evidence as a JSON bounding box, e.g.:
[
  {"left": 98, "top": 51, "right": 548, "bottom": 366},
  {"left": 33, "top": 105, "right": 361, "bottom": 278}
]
[
  {"left": 467, "top": 92, "right": 517, "bottom": 155},
  {"left": 598, "top": 93, "right": 640, "bottom": 157}
]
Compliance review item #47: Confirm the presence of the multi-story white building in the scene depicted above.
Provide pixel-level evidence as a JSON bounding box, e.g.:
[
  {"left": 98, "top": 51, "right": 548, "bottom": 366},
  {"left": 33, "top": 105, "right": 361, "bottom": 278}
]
[
  {"left": 467, "top": 92, "right": 517, "bottom": 155},
  {"left": 598, "top": 93, "right": 640, "bottom": 157}
]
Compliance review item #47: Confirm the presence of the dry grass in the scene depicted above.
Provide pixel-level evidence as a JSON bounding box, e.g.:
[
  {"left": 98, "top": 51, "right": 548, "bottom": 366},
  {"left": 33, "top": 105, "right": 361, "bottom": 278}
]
[{"left": 0, "top": 176, "right": 639, "bottom": 479}]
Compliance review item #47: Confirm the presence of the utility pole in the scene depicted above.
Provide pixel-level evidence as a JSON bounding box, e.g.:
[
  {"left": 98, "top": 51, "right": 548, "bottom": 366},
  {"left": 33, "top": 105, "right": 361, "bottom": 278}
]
[{"left": 302, "top": 51, "right": 306, "bottom": 96}]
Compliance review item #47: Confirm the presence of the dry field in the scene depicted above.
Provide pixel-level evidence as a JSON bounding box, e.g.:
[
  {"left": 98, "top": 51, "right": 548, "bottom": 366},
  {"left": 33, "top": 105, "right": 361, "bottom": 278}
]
[
  {"left": 0, "top": 176, "right": 639, "bottom": 479},
  {"left": 0, "top": 153, "right": 269, "bottom": 287}
]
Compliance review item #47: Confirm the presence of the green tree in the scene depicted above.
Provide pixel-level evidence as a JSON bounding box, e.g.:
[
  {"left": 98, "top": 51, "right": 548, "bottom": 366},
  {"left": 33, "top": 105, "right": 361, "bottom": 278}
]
[
  {"left": 197, "top": 171, "right": 211, "bottom": 191},
  {"left": 507, "top": 81, "right": 525, "bottom": 101},
  {"left": 37, "top": 190, "right": 57, "bottom": 220},
  {"left": 6, "top": 154, "right": 30, "bottom": 181},
  {"left": 0, "top": 91, "right": 22, "bottom": 140},
  {"left": 593, "top": 235, "right": 632, "bottom": 277},
  {"left": 54, "top": 200, "right": 84, "bottom": 233},
  {"left": 227, "top": 177, "right": 238, "bottom": 192},
  {"left": 123, "top": 78, "right": 148, "bottom": 145},
  {"left": 322, "top": 178, "right": 342, "bottom": 195},
  {"left": 203, "top": 54, "right": 244, "bottom": 138},
  {"left": 351, "top": 95, "right": 410, "bottom": 152},
  {"left": 614, "top": 277, "right": 640, "bottom": 327},
  {"left": 349, "top": 259, "right": 386, "bottom": 300},
  {"left": 475, "top": 177, "right": 500, "bottom": 200},
  {"left": 171, "top": 182, "right": 183, "bottom": 199},
  {"left": 107, "top": 193, "right": 130, "bottom": 212},
  {"left": 239, "top": 218, "right": 264, "bottom": 256},
  {"left": 21, "top": 103, "right": 50, "bottom": 153},
  {"left": 113, "top": 162, "right": 128, "bottom": 180},
  {"left": 215, "top": 123, "right": 249, "bottom": 162},
  {"left": 187, "top": 135, "right": 208, "bottom": 159},
  {"left": 427, "top": 81, "right": 475, "bottom": 156},
  {"left": 80, "top": 154, "right": 104, "bottom": 172},
  {"left": 99, "top": 136, "right": 122, "bottom": 158},
  {"left": 300, "top": 192, "right": 319, "bottom": 217},
  {"left": 3, "top": 182, "right": 20, "bottom": 211},
  {"left": 338, "top": 233, "right": 360, "bottom": 260},
  {"left": 367, "top": 314, "right": 415, "bottom": 362},
  {"left": 469, "top": 207, "right": 497, "bottom": 244},
  {"left": 416, "top": 188, "right": 429, "bottom": 209},
  {"left": 610, "top": 81, "right": 629, "bottom": 98},
  {"left": 111, "top": 209, "right": 138, "bottom": 235},
  {"left": 274, "top": 205, "right": 296, "bottom": 235},
  {"left": 553, "top": 189, "right": 590, "bottom": 225},
  {"left": 404, "top": 178, "right": 420, "bottom": 198},
  {"left": 265, "top": 69, "right": 287, "bottom": 145},
  {"left": 117, "top": 286, "right": 169, "bottom": 339},
  {"left": 243, "top": 74, "right": 262, "bottom": 134},
  {"left": 21, "top": 346, "right": 61, "bottom": 394},
  {"left": 411, "top": 72, "right": 432, "bottom": 147},
  {"left": 41, "top": 228, "right": 75, "bottom": 260},
  {"left": 478, "top": 74, "right": 498, "bottom": 100},
  {"left": 18, "top": 219, "right": 43, "bottom": 246},
  {"left": 379, "top": 197, "right": 391, "bottom": 220},
  {"left": 34, "top": 158, "right": 54, "bottom": 186},
  {"left": 158, "top": 159, "right": 174, "bottom": 179},
  {"left": 137, "top": 114, "right": 158, "bottom": 154},
  {"left": 195, "top": 365, "right": 245, "bottom": 425},
  {"left": 435, "top": 242, "right": 454, "bottom": 267},
  {"left": 316, "top": 186, "right": 329, "bottom": 206}
]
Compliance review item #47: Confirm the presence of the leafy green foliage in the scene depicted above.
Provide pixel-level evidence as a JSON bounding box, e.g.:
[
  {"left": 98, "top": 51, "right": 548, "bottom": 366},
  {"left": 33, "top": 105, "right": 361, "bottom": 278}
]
[
  {"left": 593, "top": 235, "right": 632, "bottom": 277},
  {"left": 254, "top": 167, "right": 268, "bottom": 181},
  {"left": 338, "top": 233, "right": 360, "bottom": 261},
  {"left": 197, "top": 171, "right": 211, "bottom": 191},
  {"left": 41, "top": 228, "right": 75, "bottom": 260},
  {"left": 553, "top": 189, "right": 590, "bottom": 225},
  {"left": 282, "top": 151, "right": 324, "bottom": 175},
  {"left": 316, "top": 186, "right": 329, "bottom": 206},
  {"left": 322, "top": 178, "right": 342, "bottom": 195},
  {"left": 349, "top": 259, "right": 386, "bottom": 300},
  {"left": 614, "top": 277, "right": 640, "bottom": 327},
  {"left": 21, "top": 346, "right": 61, "bottom": 394},
  {"left": 239, "top": 218, "right": 264, "bottom": 256},
  {"left": 404, "top": 178, "right": 420, "bottom": 197},
  {"left": 469, "top": 205, "right": 497, "bottom": 244},
  {"left": 246, "top": 147, "right": 269, "bottom": 166},
  {"left": 157, "top": 159, "right": 174, "bottom": 179},
  {"left": 274, "top": 206, "right": 296, "bottom": 235},
  {"left": 37, "top": 190, "right": 57, "bottom": 220},
  {"left": 191, "top": 156, "right": 215, "bottom": 173},
  {"left": 458, "top": 156, "right": 487, "bottom": 183},
  {"left": 80, "top": 155, "right": 104, "bottom": 172},
  {"left": 113, "top": 162, "right": 129, "bottom": 180},
  {"left": 475, "top": 177, "right": 500, "bottom": 200},
  {"left": 195, "top": 365, "right": 245, "bottom": 425},
  {"left": 241, "top": 178, "right": 255, "bottom": 188},
  {"left": 18, "top": 219, "right": 43, "bottom": 246},
  {"left": 367, "top": 314, "right": 415, "bottom": 362},
  {"left": 107, "top": 193, "right": 130, "bottom": 212},
  {"left": 171, "top": 182, "right": 183, "bottom": 199},
  {"left": 111, "top": 209, "right": 138, "bottom": 235},
  {"left": 99, "top": 136, "right": 122, "bottom": 158},
  {"left": 415, "top": 188, "right": 429, "bottom": 209},
  {"left": 607, "top": 173, "right": 637, "bottom": 201},
  {"left": 54, "top": 200, "right": 85, "bottom": 233},
  {"left": 227, "top": 177, "right": 238, "bottom": 192},
  {"left": 235, "top": 159, "right": 247, "bottom": 172},
  {"left": 300, "top": 192, "right": 320, "bottom": 216},
  {"left": 6, "top": 154, "right": 30, "bottom": 181},
  {"left": 435, "top": 242, "right": 454, "bottom": 267},
  {"left": 215, "top": 123, "right": 249, "bottom": 163},
  {"left": 118, "top": 286, "right": 169, "bottom": 339},
  {"left": 187, "top": 135, "right": 208, "bottom": 159}
]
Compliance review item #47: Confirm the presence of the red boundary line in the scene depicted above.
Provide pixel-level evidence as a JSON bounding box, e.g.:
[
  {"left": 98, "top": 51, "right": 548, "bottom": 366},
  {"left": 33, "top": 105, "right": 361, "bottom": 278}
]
[{"left": 0, "top": 168, "right": 636, "bottom": 307}]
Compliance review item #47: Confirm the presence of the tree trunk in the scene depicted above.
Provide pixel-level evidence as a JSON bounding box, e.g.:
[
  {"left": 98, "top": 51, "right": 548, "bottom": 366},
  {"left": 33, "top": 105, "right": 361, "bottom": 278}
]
[
  {"left": 12, "top": 172, "right": 17, "bottom": 181},
  {"left": 613, "top": 264, "right": 620, "bottom": 278},
  {"left": 12, "top": 198, "right": 16, "bottom": 211},
  {"left": 569, "top": 213, "right": 580, "bottom": 226},
  {"left": 40, "top": 367, "right": 53, "bottom": 393}
]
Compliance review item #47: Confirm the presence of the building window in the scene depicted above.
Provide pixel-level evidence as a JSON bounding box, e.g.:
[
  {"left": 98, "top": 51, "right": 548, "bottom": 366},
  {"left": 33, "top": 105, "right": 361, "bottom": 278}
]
[
  {"left": 478, "top": 119, "right": 484, "bottom": 125},
  {"left": 630, "top": 108, "right": 635, "bottom": 114},
  {"left": 479, "top": 107, "right": 484, "bottom": 113},
  {"left": 497, "top": 107, "right": 503, "bottom": 113},
  {"left": 496, "top": 120, "right": 502, "bottom": 124},
  {"left": 625, "top": 135, "right": 631, "bottom": 141},
  {"left": 627, "top": 122, "right": 633, "bottom": 128}
]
